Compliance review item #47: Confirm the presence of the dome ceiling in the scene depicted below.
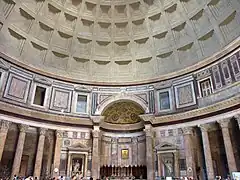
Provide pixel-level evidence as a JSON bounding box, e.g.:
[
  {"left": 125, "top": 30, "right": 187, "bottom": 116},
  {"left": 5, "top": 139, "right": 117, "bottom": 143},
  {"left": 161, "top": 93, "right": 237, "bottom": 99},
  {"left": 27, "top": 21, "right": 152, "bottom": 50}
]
[{"left": 0, "top": 0, "right": 240, "bottom": 83}]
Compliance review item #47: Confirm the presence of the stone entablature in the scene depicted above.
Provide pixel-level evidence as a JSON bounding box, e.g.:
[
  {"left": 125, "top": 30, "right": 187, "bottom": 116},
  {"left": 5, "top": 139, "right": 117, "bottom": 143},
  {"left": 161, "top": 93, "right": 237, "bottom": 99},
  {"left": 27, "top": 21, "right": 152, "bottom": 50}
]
[{"left": 0, "top": 47, "right": 239, "bottom": 125}]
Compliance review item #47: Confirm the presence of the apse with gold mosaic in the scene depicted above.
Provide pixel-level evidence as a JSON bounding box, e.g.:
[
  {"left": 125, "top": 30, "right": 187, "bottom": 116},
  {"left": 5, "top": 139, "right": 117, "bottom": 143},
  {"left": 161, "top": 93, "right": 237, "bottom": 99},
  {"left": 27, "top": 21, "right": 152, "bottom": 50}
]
[{"left": 103, "top": 101, "right": 144, "bottom": 124}]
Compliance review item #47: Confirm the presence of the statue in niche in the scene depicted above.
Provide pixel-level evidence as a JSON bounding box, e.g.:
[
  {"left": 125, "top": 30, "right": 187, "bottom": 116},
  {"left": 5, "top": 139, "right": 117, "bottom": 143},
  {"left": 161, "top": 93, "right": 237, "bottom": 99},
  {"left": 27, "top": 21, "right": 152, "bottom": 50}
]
[
  {"left": 165, "top": 160, "right": 173, "bottom": 177},
  {"left": 72, "top": 158, "right": 82, "bottom": 175}
]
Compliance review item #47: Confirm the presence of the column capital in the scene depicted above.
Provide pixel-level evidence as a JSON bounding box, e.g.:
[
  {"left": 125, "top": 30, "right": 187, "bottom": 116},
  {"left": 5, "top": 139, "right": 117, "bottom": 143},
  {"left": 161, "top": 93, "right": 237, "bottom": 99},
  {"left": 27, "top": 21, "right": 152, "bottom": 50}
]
[
  {"left": 182, "top": 127, "right": 194, "bottom": 135},
  {"left": 39, "top": 128, "right": 47, "bottom": 136},
  {"left": 217, "top": 119, "right": 230, "bottom": 129},
  {"left": 55, "top": 130, "right": 63, "bottom": 138},
  {"left": 144, "top": 125, "right": 153, "bottom": 137},
  {"left": 91, "top": 116, "right": 105, "bottom": 124},
  {"left": 92, "top": 129, "right": 100, "bottom": 138},
  {"left": 139, "top": 114, "right": 155, "bottom": 123},
  {"left": 19, "top": 124, "right": 29, "bottom": 132},
  {"left": 0, "top": 120, "right": 12, "bottom": 132},
  {"left": 198, "top": 123, "right": 215, "bottom": 132}
]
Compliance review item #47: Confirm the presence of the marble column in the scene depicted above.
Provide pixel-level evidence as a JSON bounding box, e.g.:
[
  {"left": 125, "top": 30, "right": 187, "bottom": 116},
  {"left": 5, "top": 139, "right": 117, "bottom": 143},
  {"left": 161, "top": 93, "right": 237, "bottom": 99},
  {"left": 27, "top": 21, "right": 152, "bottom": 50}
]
[
  {"left": 46, "top": 134, "right": 54, "bottom": 177},
  {"left": 199, "top": 124, "right": 214, "bottom": 180},
  {"left": 33, "top": 128, "right": 47, "bottom": 178},
  {"left": 11, "top": 124, "right": 29, "bottom": 178},
  {"left": 174, "top": 151, "right": 180, "bottom": 178},
  {"left": 0, "top": 120, "right": 11, "bottom": 162},
  {"left": 92, "top": 128, "right": 100, "bottom": 180},
  {"left": 145, "top": 124, "right": 154, "bottom": 180},
  {"left": 218, "top": 119, "right": 237, "bottom": 173},
  {"left": 182, "top": 127, "right": 196, "bottom": 178},
  {"left": 53, "top": 130, "right": 63, "bottom": 177}
]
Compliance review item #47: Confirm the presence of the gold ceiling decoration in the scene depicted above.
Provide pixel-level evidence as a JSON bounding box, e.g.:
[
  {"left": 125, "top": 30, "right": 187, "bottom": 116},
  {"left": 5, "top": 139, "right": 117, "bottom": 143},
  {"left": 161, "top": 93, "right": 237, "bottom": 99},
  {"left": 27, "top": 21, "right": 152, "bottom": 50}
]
[{"left": 103, "top": 101, "right": 144, "bottom": 124}]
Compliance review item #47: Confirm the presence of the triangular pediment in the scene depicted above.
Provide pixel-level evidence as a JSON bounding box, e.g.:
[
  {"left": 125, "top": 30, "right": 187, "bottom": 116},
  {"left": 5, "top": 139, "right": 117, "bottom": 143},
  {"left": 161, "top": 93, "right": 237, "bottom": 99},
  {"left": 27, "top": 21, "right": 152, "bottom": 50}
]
[{"left": 155, "top": 142, "right": 178, "bottom": 151}]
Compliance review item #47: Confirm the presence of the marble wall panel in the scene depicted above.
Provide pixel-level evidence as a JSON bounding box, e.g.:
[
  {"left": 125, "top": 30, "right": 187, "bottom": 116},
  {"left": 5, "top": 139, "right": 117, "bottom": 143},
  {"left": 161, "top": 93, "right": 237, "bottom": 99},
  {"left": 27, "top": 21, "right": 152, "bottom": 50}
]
[
  {"left": 50, "top": 87, "right": 72, "bottom": 112},
  {"left": 3, "top": 72, "right": 31, "bottom": 103},
  {"left": 174, "top": 80, "right": 196, "bottom": 109}
]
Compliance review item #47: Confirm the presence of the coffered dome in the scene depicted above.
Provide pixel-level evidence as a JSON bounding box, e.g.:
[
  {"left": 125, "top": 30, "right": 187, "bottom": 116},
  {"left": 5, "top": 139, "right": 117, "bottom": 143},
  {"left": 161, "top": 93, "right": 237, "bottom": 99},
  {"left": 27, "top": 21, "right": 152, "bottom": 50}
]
[{"left": 0, "top": 0, "right": 240, "bottom": 84}]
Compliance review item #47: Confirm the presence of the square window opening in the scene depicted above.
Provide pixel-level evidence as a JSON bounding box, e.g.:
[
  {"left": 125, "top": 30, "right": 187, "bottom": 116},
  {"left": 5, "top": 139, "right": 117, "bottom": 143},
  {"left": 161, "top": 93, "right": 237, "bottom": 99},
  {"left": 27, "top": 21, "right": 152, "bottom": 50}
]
[
  {"left": 76, "top": 95, "right": 88, "bottom": 113},
  {"left": 33, "top": 86, "right": 46, "bottom": 106},
  {"left": 159, "top": 91, "right": 170, "bottom": 110}
]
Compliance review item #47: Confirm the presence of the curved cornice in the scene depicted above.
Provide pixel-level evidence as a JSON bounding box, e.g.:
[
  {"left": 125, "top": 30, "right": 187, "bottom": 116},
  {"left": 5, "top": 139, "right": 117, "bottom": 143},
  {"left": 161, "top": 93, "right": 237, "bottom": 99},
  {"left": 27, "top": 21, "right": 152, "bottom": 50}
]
[{"left": 0, "top": 37, "right": 239, "bottom": 86}]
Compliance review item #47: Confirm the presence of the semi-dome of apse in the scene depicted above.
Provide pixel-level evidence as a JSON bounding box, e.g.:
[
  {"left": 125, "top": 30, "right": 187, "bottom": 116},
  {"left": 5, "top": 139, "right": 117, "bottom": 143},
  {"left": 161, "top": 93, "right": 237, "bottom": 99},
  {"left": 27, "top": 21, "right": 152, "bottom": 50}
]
[{"left": 0, "top": 0, "right": 240, "bottom": 84}]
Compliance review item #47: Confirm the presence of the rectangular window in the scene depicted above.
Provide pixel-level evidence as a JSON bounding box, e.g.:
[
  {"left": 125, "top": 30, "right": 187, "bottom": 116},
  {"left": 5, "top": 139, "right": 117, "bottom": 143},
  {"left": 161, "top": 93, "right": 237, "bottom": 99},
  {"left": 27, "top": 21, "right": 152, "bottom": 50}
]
[
  {"left": 200, "top": 79, "right": 212, "bottom": 97},
  {"left": 159, "top": 91, "right": 170, "bottom": 110},
  {"left": 76, "top": 94, "right": 87, "bottom": 113},
  {"left": 33, "top": 86, "right": 46, "bottom": 106},
  {"left": 179, "top": 159, "right": 186, "bottom": 170}
]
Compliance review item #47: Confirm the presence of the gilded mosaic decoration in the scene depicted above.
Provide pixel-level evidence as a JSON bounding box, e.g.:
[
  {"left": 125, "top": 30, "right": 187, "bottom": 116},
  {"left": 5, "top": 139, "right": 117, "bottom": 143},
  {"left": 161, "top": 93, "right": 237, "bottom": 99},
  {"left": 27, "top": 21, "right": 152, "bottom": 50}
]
[{"left": 103, "top": 102, "right": 144, "bottom": 124}]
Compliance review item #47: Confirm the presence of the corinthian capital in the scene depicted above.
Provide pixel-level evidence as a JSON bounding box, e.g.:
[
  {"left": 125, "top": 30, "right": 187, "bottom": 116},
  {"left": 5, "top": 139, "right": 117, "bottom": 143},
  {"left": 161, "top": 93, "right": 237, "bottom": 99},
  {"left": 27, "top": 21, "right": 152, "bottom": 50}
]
[
  {"left": 198, "top": 123, "right": 215, "bottom": 132},
  {"left": 144, "top": 124, "right": 153, "bottom": 137},
  {"left": 91, "top": 116, "right": 105, "bottom": 124},
  {"left": 217, "top": 118, "right": 230, "bottom": 129},
  {"left": 0, "top": 120, "right": 11, "bottom": 132},
  {"left": 19, "top": 124, "right": 29, "bottom": 132},
  {"left": 39, "top": 128, "right": 48, "bottom": 136},
  {"left": 92, "top": 130, "right": 100, "bottom": 138},
  {"left": 182, "top": 127, "right": 194, "bottom": 135},
  {"left": 55, "top": 130, "right": 63, "bottom": 138}
]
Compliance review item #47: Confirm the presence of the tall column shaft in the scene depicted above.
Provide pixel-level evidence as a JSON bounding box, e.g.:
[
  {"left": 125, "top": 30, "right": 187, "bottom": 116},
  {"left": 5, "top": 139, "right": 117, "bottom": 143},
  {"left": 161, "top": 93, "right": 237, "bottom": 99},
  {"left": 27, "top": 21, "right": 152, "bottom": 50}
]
[
  {"left": 92, "top": 129, "right": 100, "bottom": 180},
  {"left": 145, "top": 125, "right": 154, "bottom": 180},
  {"left": 218, "top": 119, "right": 237, "bottom": 173},
  {"left": 33, "top": 128, "right": 47, "bottom": 178},
  {"left": 46, "top": 134, "right": 54, "bottom": 177},
  {"left": 174, "top": 151, "right": 180, "bottom": 177},
  {"left": 53, "top": 130, "right": 63, "bottom": 177},
  {"left": 199, "top": 125, "right": 214, "bottom": 180},
  {"left": 11, "top": 124, "right": 29, "bottom": 178},
  {"left": 0, "top": 120, "right": 11, "bottom": 162},
  {"left": 182, "top": 127, "right": 196, "bottom": 178}
]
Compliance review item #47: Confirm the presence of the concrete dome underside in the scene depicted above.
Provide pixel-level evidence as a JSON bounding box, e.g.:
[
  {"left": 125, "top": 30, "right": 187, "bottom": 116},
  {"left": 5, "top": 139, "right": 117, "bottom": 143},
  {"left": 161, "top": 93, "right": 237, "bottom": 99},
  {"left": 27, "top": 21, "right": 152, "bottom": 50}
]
[{"left": 0, "top": 0, "right": 240, "bottom": 84}]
